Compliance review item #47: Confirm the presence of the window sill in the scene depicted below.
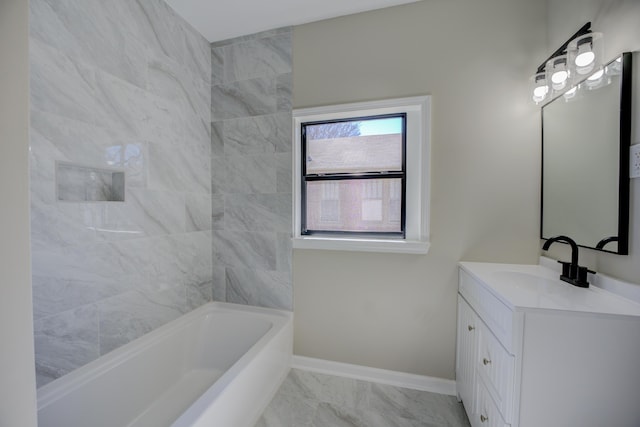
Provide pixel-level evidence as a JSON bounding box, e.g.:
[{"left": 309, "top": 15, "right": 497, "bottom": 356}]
[{"left": 292, "top": 236, "right": 430, "bottom": 254}]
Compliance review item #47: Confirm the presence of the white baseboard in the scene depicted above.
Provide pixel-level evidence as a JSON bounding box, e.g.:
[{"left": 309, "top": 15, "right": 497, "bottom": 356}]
[{"left": 291, "top": 355, "right": 456, "bottom": 396}]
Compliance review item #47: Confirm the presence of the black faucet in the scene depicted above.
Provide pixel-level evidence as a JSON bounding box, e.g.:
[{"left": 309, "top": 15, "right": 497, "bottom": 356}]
[
  {"left": 595, "top": 236, "right": 618, "bottom": 250},
  {"left": 542, "top": 235, "right": 594, "bottom": 288}
]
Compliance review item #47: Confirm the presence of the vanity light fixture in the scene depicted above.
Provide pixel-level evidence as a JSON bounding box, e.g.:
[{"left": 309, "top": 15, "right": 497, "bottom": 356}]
[{"left": 530, "top": 22, "right": 604, "bottom": 105}]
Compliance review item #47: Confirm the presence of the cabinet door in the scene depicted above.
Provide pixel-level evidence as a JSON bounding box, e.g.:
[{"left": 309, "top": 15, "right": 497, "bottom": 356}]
[
  {"left": 473, "top": 380, "right": 509, "bottom": 427},
  {"left": 456, "top": 296, "right": 478, "bottom": 411}
]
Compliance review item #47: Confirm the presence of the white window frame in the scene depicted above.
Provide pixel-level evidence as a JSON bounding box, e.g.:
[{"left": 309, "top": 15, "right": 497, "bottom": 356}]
[{"left": 293, "top": 96, "right": 431, "bottom": 254}]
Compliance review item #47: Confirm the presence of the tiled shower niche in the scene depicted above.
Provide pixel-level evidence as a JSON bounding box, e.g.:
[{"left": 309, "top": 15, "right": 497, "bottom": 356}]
[{"left": 56, "top": 162, "right": 125, "bottom": 202}]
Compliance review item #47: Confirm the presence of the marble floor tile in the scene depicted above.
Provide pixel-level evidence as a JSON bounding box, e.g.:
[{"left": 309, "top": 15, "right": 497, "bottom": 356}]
[
  {"left": 278, "top": 369, "right": 370, "bottom": 409},
  {"left": 254, "top": 369, "right": 471, "bottom": 427},
  {"left": 254, "top": 391, "right": 317, "bottom": 427},
  {"left": 310, "top": 403, "right": 372, "bottom": 427}
]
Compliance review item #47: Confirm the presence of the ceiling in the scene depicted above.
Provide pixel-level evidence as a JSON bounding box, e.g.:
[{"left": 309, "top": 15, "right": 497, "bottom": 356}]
[{"left": 165, "top": 0, "right": 422, "bottom": 43}]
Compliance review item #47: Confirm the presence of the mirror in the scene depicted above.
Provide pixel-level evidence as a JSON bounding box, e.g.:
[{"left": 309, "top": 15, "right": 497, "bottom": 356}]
[{"left": 542, "top": 52, "right": 632, "bottom": 254}]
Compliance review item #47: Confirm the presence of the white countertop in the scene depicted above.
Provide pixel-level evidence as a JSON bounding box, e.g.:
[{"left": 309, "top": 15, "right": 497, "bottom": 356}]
[{"left": 459, "top": 262, "right": 640, "bottom": 317}]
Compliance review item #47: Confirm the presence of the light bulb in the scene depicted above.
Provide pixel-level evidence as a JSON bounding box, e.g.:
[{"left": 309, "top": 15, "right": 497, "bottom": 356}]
[
  {"left": 546, "top": 56, "right": 569, "bottom": 92},
  {"left": 551, "top": 70, "right": 568, "bottom": 84},
  {"left": 575, "top": 51, "right": 595, "bottom": 67},
  {"left": 533, "top": 85, "right": 548, "bottom": 98},
  {"left": 530, "top": 72, "right": 549, "bottom": 105}
]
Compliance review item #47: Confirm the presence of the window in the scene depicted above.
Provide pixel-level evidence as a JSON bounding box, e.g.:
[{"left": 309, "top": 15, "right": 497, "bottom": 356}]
[
  {"left": 302, "top": 114, "right": 406, "bottom": 236},
  {"left": 293, "top": 96, "right": 431, "bottom": 254}
]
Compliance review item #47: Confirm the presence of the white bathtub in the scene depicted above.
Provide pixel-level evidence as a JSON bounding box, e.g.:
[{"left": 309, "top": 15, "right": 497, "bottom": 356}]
[{"left": 37, "top": 302, "right": 293, "bottom": 427}]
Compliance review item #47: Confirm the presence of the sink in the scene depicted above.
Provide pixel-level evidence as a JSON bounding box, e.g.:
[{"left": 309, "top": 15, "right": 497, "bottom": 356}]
[
  {"left": 491, "top": 269, "right": 573, "bottom": 302},
  {"left": 492, "top": 270, "right": 559, "bottom": 288},
  {"left": 460, "top": 261, "right": 640, "bottom": 316}
]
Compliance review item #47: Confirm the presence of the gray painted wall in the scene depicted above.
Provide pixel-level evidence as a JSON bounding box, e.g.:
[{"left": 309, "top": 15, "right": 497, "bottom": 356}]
[
  {"left": 210, "top": 28, "right": 293, "bottom": 310},
  {"left": 292, "top": 0, "right": 545, "bottom": 379},
  {"left": 0, "top": 0, "right": 38, "bottom": 424},
  {"left": 30, "top": 0, "right": 212, "bottom": 387}
]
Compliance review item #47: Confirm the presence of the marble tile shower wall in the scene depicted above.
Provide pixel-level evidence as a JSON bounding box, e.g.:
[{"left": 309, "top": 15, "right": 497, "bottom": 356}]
[
  {"left": 210, "top": 29, "right": 293, "bottom": 310},
  {"left": 29, "top": 0, "right": 212, "bottom": 387}
]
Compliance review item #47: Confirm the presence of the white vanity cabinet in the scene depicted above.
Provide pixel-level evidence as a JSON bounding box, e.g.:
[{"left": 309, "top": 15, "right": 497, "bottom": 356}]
[
  {"left": 455, "top": 296, "right": 478, "bottom": 411},
  {"left": 456, "top": 262, "right": 640, "bottom": 427}
]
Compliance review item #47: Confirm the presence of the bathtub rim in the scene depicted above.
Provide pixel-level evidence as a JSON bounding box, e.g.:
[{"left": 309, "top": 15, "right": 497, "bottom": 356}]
[
  {"left": 173, "top": 307, "right": 293, "bottom": 426},
  {"left": 36, "top": 301, "right": 292, "bottom": 413}
]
